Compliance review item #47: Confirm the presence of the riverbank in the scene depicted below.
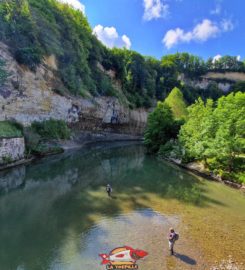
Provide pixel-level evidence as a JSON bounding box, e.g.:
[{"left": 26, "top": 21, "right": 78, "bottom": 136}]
[
  {"left": 61, "top": 130, "right": 143, "bottom": 149},
  {"left": 0, "top": 157, "right": 34, "bottom": 171},
  {"left": 0, "top": 131, "right": 143, "bottom": 171},
  {"left": 164, "top": 157, "right": 245, "bottom": 191}
]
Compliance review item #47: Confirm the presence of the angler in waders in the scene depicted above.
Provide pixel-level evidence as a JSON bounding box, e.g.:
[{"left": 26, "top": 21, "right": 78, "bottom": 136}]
[
  {"left": 106, "top": 184, "right": 112, "bottom": 197},
  {"left": 168, "top": 228, "right": 179, "bottom": 255}
]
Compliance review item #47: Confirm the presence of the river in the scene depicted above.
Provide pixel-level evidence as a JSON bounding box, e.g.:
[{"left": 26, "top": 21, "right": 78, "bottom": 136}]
[{"left": 0, "top": 142, "right": 244, "bottom": 270}]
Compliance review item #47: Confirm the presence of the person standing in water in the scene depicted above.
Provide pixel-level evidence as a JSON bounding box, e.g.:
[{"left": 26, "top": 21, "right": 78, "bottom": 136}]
[
  {"left": 168, "top": 228, "right": 178, "bottom": 255},
  {"left": 106, "top": 184, "right": 112, "bottom": 197}
]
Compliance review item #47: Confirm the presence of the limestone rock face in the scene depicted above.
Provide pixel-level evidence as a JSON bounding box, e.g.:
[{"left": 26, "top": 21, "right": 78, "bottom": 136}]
[
  {"left": 0, "top": 137, "right": 25, "bottom": 164},
  {"left": 75, "top": 97, "right": 148, "bottom": 135},
  {"left": 178, "top": 71, "right": 245, "bottom": 92},
  {"left": 0, "top": 42, "right": 148, "bottom": 135},
  {"left": 0, "top": 42, "right": 80, "bottom": 126}
]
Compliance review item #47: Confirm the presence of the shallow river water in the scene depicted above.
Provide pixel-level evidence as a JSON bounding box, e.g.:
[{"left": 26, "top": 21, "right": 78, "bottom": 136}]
[{"left": 0, "top": 142, "right": 244, "bottom": 270}]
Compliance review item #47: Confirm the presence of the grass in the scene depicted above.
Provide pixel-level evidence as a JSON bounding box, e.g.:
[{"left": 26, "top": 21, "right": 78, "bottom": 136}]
[
  {"left": 30, "top": 119, "right": 71, "bottom": 140},
  {"left": 0, "top": 121, "right": 23, "bottom": 138}
]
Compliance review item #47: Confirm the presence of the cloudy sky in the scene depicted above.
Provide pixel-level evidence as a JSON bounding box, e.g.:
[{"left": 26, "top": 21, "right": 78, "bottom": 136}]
[{"left": 61, "top": 0, "right": 244, "bottom": 60}]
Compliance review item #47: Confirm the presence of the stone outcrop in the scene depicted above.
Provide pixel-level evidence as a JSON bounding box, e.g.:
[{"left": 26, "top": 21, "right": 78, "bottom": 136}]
[
  {"left": 0, "top": 137, "right": 25, "bottom": 164},
  {"left": 0, "top": 42, "right": 148, "bottom": 135},
  {"left": 74, "top": 97, "right": 148, "bottom": 135},
  {"left": 203, "top": 71, "right": 245, "bottom": 82},
  {"left": 0, "top": 42, "right": 80, "bottom": 126},
  {"left": 179, "top": 71, "right": 245, "bottom": 92}
]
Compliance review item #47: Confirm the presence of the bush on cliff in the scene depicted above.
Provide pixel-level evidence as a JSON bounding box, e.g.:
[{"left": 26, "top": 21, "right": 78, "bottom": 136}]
[
  {"left": 31, "top": 119, "right": 71, "bottom": 140},
  {"left": 0, "top": 121, "right": 23, "bottom": 138}
]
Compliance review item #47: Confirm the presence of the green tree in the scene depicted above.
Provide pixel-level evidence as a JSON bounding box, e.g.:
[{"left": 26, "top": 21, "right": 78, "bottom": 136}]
[
  {"left": 164, "top": 87, "right": 188, "bottom": 120},
  {"left": 179, "top": 92, "right": 245, "bottom": 182},
  {"left": 211, "top": 92, "right": 245, "bottom": 172},
  {"left": 144, "top": 101, "right": 180, "bottom": 153},
  {"left": 179, "top": 98, "right": 215, "bottom": 162}
]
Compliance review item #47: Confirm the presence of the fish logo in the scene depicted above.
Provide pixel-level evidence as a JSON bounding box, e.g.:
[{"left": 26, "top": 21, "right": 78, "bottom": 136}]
[{"left": 99, "top": 246, "right": 148, "bottom": 269}]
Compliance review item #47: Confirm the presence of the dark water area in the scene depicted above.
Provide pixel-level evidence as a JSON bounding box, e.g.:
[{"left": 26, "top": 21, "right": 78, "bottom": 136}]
[{"left": 0, "top": 142, "right": 244, "bottom": 270}]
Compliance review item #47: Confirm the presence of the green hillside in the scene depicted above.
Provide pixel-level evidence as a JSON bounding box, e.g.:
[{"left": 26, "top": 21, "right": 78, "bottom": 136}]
[{"left": 0, "top": 0, "right": 245, "bottom": 108}]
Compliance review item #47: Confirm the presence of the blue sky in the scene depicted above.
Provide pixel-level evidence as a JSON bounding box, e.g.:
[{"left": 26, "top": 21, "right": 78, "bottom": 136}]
[{"left": 61, "top": 0, "right": 245, "bottom": 60}]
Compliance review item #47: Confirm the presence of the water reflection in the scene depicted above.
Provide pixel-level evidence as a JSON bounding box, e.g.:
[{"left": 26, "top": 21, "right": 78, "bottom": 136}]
[{"left": 0, "top": 142, "right": 239, "bottom": 270}]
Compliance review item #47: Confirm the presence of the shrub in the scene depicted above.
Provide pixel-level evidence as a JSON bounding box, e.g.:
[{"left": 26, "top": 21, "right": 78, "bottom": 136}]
[
  {"left": 31, "top": 119, "right": 71, "bottom": 140},
  {"left": 158, "top": 140, "right": 183, "bottom": 159},
  {"left": 15, "top": 47, "right": 43, "bottom": 71},
  {"left": 234, "top": 172, "right": 245, "bottom": 184},
  {"left": 0, "top": 121, "right": 23, "bottom": 138}
]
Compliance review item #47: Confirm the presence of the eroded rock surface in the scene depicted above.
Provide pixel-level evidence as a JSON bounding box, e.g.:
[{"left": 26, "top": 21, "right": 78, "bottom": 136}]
[
  {"left": 0, "top": 137, "right": 25, "bottom": 164},
  {"left": 0, "top": 42, "right": 148, "bottom": 135}
]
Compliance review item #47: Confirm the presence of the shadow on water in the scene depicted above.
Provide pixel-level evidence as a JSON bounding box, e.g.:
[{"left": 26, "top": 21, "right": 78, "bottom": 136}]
[
  {"left": 0, "top": 142, "right": 228, "bottom": 269},
  {"left": 174, "top": 253, "right": 197, "bottom": 265}
]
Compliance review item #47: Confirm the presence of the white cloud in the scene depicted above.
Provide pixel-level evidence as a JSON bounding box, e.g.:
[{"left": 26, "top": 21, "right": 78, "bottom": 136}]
[
  {"left": 212, "top": 54, "right": 222, "bottom": 63},
  {"left": 237, "top": 55, "right": 241, "bottom": 61},
  {"left": 143, "top": 0, "right": 169, "bottom": 21},
  {"left": 163, "top": 19, "right": 234, "bottom": 49},
  {"left": 192, "top": 19, "right": 219, "bottom": 41},
  {"left": 221, "top": 19, "right": 234, "bottom": 32},
  {"left": 93, "top": 25, "right": 132, "bottom": 49},
  {"left": 58, "top": 0, "right": 85, "bottom": 13},
  {"left": 122, "top": 35, "right": 132, "bottom": 49},
  {"left": 162, "top": 28, "right": 190, "bottom": 49}
]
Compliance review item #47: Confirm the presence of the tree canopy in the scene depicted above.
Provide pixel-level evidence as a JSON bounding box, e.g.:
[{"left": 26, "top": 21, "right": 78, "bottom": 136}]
[
  {"left": 144, "top": 101, "right": 182, "bottom": 153},
  {"left": 164, "top": 87, "right": 188, "bottom": 120},
  {"left": 144, "top": 91, "right": 245, "bottom": 183},
  {"left": 0, "top": 0, "right": 244, "bottom": 108},
  {"left": 179, "top": 92, "right": 245, "bottom": 182}
]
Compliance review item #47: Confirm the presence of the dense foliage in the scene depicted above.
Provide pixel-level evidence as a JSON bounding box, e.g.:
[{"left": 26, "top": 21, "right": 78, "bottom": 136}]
[
  {"left": 206, "top": 56, "right": 245, "bottom": 72},
  {"left": 23, "top": 119, "right": 70, "bottom": 156},
  {"left": 30, "top": 119, "right": 71, "bottom": 140},
  {"left": 164, "top": 87, "right": 188, "bottom": 120},
  {"left": 0, "top": 0, "right": 244, "bottom": 108},
  {"left": 0, "top": 121, "right": 23, "bottom": 138},
  {"left": 145, "top": 92, "right": 245, "bottom": 183},
  {"left": 144, "top": 101, "right": 182, "bottom": 153},
  {"left": 179, "top": 92, "right": 245, "bottom": 183}
]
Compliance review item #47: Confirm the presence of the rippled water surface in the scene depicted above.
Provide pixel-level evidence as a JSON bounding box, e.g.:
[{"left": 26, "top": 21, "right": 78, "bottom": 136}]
[{"left": 0, "top": 142, "right": 244, "bottom": 270}]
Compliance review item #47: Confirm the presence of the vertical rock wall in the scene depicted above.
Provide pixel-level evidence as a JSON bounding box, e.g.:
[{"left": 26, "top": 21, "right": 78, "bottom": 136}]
[
  {"left": 0, "top": 137, "right": 25, "bottom": 164},
  {"left": 0, "top": 42, "right": 148, "bottom": 135}
]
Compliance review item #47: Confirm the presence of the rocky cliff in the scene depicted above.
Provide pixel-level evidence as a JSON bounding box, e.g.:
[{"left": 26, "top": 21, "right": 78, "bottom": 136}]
[
  {"left": 0, "top": 137, "right": 25, "bottom": 165},
  {"left": 0, "top": 42, "right": 148, "bottom": 135},
  {"left": 179, "top": 71, "right": 245, "bottom": 92}
]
